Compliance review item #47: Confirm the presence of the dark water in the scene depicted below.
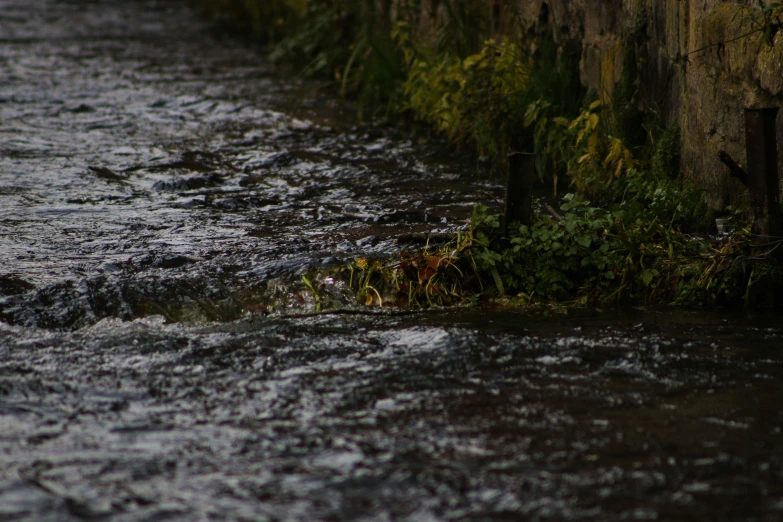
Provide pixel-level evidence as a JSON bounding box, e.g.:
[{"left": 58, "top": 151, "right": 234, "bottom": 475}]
[
  {"left": 0, "top": 0, "right": 493, "bottom": 328},
  {"left": 1, "top": 1, "right": 783, "bottom": 521}
]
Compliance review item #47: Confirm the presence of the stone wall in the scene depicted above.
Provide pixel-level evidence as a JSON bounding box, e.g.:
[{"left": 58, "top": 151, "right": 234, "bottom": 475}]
[
  {"left": 533, "top": 0, "right": 783, "bottom": 207},
  {"left": 554, "top": 0, "right": 783, "bottom": 207},
  {"left": 406, "top": 0, "right": 783, "bottom": 208},
  {"left": 680, "top": 2, "right": 783, "bottom": 207}
]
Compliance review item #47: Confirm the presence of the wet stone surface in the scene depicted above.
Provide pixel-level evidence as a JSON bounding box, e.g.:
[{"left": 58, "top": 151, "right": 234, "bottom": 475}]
[{"left": 2, "top": 1, "right": 783, "bottom": 521}]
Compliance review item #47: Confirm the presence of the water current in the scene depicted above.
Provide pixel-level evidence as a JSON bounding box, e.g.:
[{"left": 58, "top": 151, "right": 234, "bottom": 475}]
[{"left": 1, "top": 1, "right": 783, "bottom": 520}]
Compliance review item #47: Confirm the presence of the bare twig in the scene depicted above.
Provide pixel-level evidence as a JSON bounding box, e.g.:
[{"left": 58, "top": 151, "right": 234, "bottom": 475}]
[
  {"left": 544, "top": 203, "right": 564, "bottom": 221},
  {"left": 274, "top": 308, "right": 444, "bottom": 319},
  {"left": 718, "top": 150, "right": 749, "bottom": 187},
  {"left": 681, "top": 27, "right": 766, "bottom": 61}
]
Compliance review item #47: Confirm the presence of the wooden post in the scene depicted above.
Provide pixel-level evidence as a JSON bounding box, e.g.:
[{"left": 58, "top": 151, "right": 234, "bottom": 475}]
[
  {"left": 745, "top": 107, "right": 781, "bottom": 241},
  {"left": 504, "top": 152, "right": 535, "bottom": 234},
  {"left": 744, "top": 107, "right": 782, "bottom": 310}
]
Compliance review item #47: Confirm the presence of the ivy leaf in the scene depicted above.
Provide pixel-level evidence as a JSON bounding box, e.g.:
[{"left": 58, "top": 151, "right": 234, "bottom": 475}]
[{"left": 641, "top": 268, "right": 657, "bottom": 287}]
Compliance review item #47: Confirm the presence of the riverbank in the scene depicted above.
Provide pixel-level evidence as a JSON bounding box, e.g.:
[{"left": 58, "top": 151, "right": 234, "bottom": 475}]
[{"left": 197, "top": 0, "right": 782, "bottom": 310}]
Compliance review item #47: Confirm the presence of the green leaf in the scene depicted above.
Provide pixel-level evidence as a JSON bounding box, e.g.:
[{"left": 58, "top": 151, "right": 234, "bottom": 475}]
[{"left": 641, "top": 268, "right": 657, "bottom": 287}]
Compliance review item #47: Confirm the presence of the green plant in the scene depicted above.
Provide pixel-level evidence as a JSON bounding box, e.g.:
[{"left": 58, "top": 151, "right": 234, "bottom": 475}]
[
  {"left": 198, "top": 0, "right": 308, "bottom": 43},
  {"left": 612, "top": 10, "right": 650, "bottom": 148},
  {"left": 399, "top": 33, "right": 531, "bottom": 163},
  {"left": 742, "top": 1, "right": 783, "bottom": 46},
  {"left": 269, "top": 0, "right": 407, "bottom": 117},
  {"left": 333, "top": 239, "right": 483, "bottom": 310},
  {"left": 317, "top": 182, "right": 749, "bottom": 311},
  {"left": 301, "top": 274, "right": 322, "bottom": 311},
  {"left": 651, "top": 123, "right": 681, "bottom": 181},
  {"left": 468, "top": 189, "right": 749, "bottom": 307},
  {"left": 517, "top": 35, "right": 584, "bottom": 191}
]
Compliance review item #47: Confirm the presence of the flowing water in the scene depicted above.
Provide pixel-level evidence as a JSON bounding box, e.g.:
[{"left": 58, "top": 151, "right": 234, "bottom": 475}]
[{"left": 1, "top": 1, "right": 782, "bottom": 520}]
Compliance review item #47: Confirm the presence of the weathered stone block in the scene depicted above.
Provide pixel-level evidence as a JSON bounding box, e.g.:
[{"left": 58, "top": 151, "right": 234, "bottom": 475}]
[{"left": 393, "top": 0, "right": 782, "bottom": 207}]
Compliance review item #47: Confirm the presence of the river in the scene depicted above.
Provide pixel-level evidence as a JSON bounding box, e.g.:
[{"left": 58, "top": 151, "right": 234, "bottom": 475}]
[{"left": 1, "top": 1, "right": 782, "bottom": 520}]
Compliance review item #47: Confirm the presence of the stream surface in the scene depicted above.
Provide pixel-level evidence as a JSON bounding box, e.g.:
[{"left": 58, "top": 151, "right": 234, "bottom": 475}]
[{"left": 1, "top": 1, "right": 783, "bottom": 521}]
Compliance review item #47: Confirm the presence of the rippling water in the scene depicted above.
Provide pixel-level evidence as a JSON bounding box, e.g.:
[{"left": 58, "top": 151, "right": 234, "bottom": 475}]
[
  {"left": 1, "top": 310, "right": 782, "bottom": 520},
  {"left": 1, "top": 1, "right": 782, "bottom": 520}
]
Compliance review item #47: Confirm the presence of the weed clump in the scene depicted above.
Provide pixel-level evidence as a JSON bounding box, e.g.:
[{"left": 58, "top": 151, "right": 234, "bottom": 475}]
[
  {"left": 470, "top": 195, "right": 749, "bottom": 307},
  {"left": 291, "top": 193, "right": 751, "bottom": 311}
]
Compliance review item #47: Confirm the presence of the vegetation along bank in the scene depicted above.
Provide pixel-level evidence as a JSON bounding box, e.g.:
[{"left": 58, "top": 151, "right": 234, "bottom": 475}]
[{"left": 197, "top": 0, "right": 783, "bottom": 310}]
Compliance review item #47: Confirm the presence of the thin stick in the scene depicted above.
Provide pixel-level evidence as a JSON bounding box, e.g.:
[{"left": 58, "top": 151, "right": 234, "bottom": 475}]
[
  {"left": 274, "top": 308, "right": 445, "bottom": 319},
  {"left": 544, "top": 203, "right": 564, "bottom": 221}
]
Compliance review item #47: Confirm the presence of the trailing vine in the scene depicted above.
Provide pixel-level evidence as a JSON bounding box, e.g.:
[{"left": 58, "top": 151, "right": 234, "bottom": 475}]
[{"left": 678, "top": 1, "right": 783, "bottom": 62}]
